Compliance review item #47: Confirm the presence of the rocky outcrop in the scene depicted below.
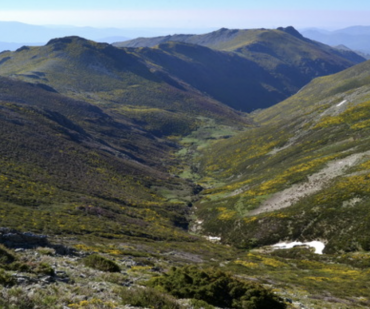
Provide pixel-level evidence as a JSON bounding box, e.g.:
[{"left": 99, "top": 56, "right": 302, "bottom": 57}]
[
  {"left": 0, "top": 227, "right": 75, "bottom": 255},
  {"left": 0, "top": 227, "right": 48, "bottom": 249}
]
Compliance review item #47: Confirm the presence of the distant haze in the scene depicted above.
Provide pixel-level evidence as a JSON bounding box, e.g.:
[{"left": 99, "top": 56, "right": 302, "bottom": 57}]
[
  {"left": 301, "top": 26, "right": 370, "bottom": 54},
  {"left": 0, "top": 21, "right": 220, "bottom": 51},
  {"left": 1, "top": 9, "right": 370, "bottom": 30}
]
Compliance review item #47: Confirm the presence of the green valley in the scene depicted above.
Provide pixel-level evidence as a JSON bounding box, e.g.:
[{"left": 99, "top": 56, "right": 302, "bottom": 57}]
[{"left": 0, "top": 27, "right": 370, "bottom": 308}]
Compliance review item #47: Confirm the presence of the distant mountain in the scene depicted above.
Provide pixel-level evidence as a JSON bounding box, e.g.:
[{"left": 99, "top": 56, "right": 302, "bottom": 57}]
[
  {"left": 0, "top": 21, "right": 217, "bottom": 52},
  {"left": 0, "top": 21, "right": 129, "bottom": 50},
  {"left": 114, "top": 26, "right": 364, "bottom": 63},
  {"left": 301, "top": 26, "right": 370, "bottom": 54},
  {"left": 134, "top": 41, "right": 289, "bottom": 111},
  {"left": 0, "top": 41, "right": 44, "bottom": 52},
  {"left": 115, "top": 27, "right": 365, "bottom": 111},
  {"left": 334, "top": 26, "right": 370, "bottom": 36},
  {"left": 98, "top": 36, "right": 131, "bottom": 44},
  {"left": 0, "top": 36, "right": 247, "bottom": 132},
  {"left": 0, "top": 30, "right": 363, "bottom": 114}
]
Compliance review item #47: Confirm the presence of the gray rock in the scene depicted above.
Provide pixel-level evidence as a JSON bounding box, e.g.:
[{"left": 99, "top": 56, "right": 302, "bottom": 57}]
[{"left": 40, "top": 276, "right": 54, "bottom": 284}]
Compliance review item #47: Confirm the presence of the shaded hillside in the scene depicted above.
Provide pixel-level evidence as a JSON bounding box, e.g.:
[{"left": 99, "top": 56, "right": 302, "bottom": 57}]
[
  {"left": 134, "top": 41, "right": 287, "bottom": 110},
  {"left": 193, "top": 59, "right": 370, "bottom": 253},
  {"left": 115, "top": 27, "right": 364, "bottom": 111},
  {"left": 0, "top": 36, "right": 248, "bottom": 133},
  {"left": 0, "top": 76, "right": 197, "bottom": 241}
]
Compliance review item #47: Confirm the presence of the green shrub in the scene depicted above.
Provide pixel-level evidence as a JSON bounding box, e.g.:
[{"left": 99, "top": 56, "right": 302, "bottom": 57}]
[
  {"left": 149, "top": 266, "right": 286, "bottom": 309},
  {"left": 120, "top": 287, "right": 180, "bottom": 309},
  {"left": 82, "top": 254, "right": 120, "bottom": 272},
  {"left": 0, "top": 269, "right": 16, "bottom": 286},
  {"left": 7, "top": 261, "right": 31, "bottom": 272},
  {"left": 34, "top": 262, "right": 55, "bottom": 276},
  {"left": 189, "top": 299, "right": 214, "bottom": 309},
  {"left": 0, "top": 244, "right": 16, "bottom": 265}
]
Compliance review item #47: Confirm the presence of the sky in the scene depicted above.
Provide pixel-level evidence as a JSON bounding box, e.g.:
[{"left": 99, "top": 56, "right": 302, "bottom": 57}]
[{"left": 1, "top": 0, "right": 370, "bottom": 30}]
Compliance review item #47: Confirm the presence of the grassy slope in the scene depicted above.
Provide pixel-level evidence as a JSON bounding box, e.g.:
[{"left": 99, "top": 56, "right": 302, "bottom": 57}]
[
  {"left": 0, "top": 37, "right": 248, "bottom": 134},
  {"left": 195, "top": 59, "right": 370, "bottom": 253},
  {"left": 0, "top": 77, "right": 200, "bottom": 242}
]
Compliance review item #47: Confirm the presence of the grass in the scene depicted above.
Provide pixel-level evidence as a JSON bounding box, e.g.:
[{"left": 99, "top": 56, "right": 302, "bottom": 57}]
[{"left": 82, "top": 255, "right": 121, "bottom": 272}]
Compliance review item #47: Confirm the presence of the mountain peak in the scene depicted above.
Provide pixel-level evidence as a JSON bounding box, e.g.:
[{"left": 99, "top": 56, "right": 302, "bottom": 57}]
[
  {"left": 277, "top": 26, "right": 305, "bottom": 40},
  {"left": 46, "top": 36, "right": 89, "bottom": 46}
]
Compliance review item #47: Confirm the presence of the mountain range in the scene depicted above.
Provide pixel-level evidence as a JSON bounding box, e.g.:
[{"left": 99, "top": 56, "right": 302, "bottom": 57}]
[
  {"left": 1, "top": 26, "right": 370, "bottom": 308},
  {"left": 301, "top": 26, "right": 370, "bottom": 55},
  {"left": 0, "top": 27, "right": 364, "bottom": 113},
  {"left": 0, "top": 21, "right": 217, "bottom": 52}
]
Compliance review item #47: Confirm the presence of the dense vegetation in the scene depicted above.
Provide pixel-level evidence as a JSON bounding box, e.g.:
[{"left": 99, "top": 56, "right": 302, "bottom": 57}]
[
  {"left": 82, "top": 254, "right": 120, "bottom": 272},
  {"left": 149, "top": 266, "right": 286, "bottom": 309}
]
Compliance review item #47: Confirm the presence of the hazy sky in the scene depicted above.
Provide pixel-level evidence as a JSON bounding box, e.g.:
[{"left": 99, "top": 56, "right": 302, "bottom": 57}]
[{"left": 1, "top": 0, "right": 370, "bottom": 30}]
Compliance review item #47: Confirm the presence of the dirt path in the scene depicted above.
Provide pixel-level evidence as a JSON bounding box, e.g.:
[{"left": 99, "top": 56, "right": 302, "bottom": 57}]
[{"left": 248, "top": 150, "right": 370, "bottom": 215}]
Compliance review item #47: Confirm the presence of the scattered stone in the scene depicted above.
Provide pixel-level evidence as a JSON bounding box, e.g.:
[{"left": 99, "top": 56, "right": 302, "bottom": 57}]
[
  {"left": 12, "top": 274, "right": 34, "bottom": 285},
  {"left": 55, "top": 270, "right": 68, "bottom": 277},
  {"left": 121, "top": 280, "right": 133, "bottom": 287},
  {"left": 40, "top": 276, "right": 54, "bottom": 284},
  {"left": 73, "top": 295, "right": 88, "bottom": 302}
]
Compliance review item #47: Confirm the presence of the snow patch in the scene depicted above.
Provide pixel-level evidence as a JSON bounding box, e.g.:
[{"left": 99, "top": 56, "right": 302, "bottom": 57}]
[
  {"left": 205, "top": 236, "right": 221, "bottom": 242},
  {"left": 272, "top": 241, "right": 325, "bottom": 254},
  {"left": 336, "top": 100, "right": 347, "bottom": 107}
]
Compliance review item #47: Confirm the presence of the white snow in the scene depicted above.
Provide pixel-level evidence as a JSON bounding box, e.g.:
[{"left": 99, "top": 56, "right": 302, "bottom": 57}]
[
  {"left": 336, "top": 100, "right": 347, "bottom": 107},
  {"left": 205, "top": 236, "right": 221, "bottom": 242},
  {"left": 272, "top": 241, "right": 325, "bottom": 254}
]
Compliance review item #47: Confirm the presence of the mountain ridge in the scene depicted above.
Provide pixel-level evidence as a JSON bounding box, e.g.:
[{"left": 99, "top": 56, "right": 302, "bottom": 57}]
[
  {"left": 114, "top": 27, "right": 365, "bottom": 110},
  {"left": 0, "top": 30, "right": 363, "bottom": 113}
]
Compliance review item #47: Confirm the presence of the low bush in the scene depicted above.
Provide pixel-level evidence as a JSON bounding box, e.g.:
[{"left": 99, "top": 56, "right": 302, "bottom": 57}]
[
  {"left": 189, "top": 299, "right": 214, "bottom": 309},
  {"left": 120, "top": 287, "right": 180, "bottom": 309},
  {"left": 34, "top": 262, "right": 55, "bottom": 276},
  {"left": 82, "top": 254, "right": 120, "bottom": 272},
  {"left": 148, "top": 265, "right": 286, "bottom": 309},
  {"left": 0, "top": 269, "right": 16, "bottom": 287},
  {"left": 0, "top": 244, "right": 16, "bottom": 265}
]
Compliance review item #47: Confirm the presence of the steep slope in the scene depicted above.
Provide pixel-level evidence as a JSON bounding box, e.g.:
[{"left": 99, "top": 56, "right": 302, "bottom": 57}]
[
  {"left": 0, "top": 36, "right": 247, "bottom": 133},
  {"left": 0, "top": 76, "right": 197, "bottom": 241},
  {"left": 115, "top": 27, "right": 364, "bottom": 110},
  {"left": 194, "top": 59, "right": 370, "bottom": 253},
  {"left": 134, "top": 41, "right": 288, "bottom": 111}
]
